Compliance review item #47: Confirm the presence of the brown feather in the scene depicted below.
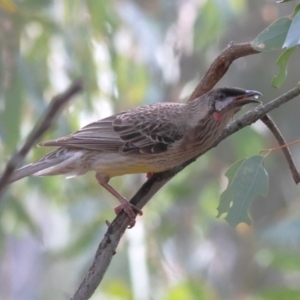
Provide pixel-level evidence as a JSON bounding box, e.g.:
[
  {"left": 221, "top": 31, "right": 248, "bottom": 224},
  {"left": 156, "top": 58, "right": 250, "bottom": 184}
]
[{"left": 39, "top": 102, "right": 192, "bottom": 154}]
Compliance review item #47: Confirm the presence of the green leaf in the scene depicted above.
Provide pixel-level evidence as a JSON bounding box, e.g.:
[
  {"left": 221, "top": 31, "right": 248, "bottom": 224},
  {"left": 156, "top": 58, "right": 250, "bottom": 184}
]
[
  {"left": 217, "top": 155, "right": 269, "bottom": 227},
  {"left": 216, "top": 158, "right": 245, "bottom": 217},
  {"left": 251, "top": 17, "right": 291, "bottom": 52},
  {"left": 272, "top": 47, "right": 296, "bottom": 88},
  {"left": 283, "top": 11, "right": 300, "bottom": 48},
  {"left": 293, "top": 4, "right": 300, "bottom": 16}
]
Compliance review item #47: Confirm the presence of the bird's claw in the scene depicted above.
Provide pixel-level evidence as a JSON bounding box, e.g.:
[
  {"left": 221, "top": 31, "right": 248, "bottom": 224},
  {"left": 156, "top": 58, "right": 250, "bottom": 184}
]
[
  {"left": 114, "top": 202, "right": 143, "bottom": 228},
  {"left": 146, "top": 172, "right": 153, "bottom": 179}
]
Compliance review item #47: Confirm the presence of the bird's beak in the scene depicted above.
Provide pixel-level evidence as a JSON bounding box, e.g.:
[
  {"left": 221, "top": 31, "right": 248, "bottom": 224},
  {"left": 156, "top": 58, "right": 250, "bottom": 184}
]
[{"left": 232, "top": 90, "right": 262, "bottom": 107}]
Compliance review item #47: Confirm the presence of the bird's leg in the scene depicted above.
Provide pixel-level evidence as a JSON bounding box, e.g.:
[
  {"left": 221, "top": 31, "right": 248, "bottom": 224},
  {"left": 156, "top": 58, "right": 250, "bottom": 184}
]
[{"left": 95, "top": 174, "right": 142, "bottom": 228}]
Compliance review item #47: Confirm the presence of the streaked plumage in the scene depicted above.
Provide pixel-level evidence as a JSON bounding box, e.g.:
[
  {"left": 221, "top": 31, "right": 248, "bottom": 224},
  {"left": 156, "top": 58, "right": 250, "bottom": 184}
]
[{"left": 5, "top": 87, "right": 262, "bottom": 227}]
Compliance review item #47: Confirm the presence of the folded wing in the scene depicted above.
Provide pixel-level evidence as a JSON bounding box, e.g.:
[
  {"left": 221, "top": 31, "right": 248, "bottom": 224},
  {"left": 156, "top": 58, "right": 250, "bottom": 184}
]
[{"left": 39, "top": 103, "right": 185, "bottom": 154}]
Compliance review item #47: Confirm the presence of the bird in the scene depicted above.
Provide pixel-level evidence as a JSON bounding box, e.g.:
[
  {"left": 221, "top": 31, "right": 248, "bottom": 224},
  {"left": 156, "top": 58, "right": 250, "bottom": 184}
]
[{"left": 5, "top": 87, "right": 262, "bottom": 227}]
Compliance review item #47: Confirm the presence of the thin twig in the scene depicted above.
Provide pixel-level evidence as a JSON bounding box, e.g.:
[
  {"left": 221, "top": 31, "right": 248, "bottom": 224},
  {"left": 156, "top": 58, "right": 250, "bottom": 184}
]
[
  {"left": 260, "top": 114, "right": 300, "bottom": 184},
  {"left": 0, "top": 80, "right": 83, "bottom": 197},
  {"left": 70, "top": 82, "right": 300, "bottom": 300}
]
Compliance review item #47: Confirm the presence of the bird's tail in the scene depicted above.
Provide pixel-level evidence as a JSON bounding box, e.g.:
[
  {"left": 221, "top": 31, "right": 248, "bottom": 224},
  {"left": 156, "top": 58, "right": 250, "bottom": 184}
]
[
  {"left": 4, "top": 149, "right": 67, "bottom": 184},
  {"left": 7, "top": 161, "right": 59, "bottom": 184}
]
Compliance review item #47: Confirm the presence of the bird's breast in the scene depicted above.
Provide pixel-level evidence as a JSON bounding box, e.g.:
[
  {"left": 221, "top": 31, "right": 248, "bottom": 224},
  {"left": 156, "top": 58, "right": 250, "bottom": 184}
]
[{"left": 86, "top": 116, "right": 227, "bottom": 179}]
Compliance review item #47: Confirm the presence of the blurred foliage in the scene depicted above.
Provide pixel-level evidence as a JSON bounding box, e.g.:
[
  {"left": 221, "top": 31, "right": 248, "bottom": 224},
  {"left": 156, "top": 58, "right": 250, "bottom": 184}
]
[{"left": 1, "top": 0, "right": 300, "bottom": 300}]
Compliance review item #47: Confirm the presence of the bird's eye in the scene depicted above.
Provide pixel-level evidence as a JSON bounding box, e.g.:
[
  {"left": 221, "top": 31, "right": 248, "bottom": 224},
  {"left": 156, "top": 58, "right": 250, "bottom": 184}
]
[{"left": 218, "top": 94, "right": 226, "bottom": 101}]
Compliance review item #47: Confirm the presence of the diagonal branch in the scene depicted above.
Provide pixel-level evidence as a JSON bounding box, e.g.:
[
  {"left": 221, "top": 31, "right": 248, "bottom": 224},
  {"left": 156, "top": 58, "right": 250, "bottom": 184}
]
[
  {"left": 70, "top": 40, "right": 300, "bottom": 299},
  {"left": 0, "top": 80, "right": 83, "bottom": 198}
]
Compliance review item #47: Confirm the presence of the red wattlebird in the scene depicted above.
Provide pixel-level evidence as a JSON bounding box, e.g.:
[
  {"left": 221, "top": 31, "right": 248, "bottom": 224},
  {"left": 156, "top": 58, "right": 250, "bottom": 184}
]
[{"left": 5, "top": 87, "right": 262, "bottom": 227}]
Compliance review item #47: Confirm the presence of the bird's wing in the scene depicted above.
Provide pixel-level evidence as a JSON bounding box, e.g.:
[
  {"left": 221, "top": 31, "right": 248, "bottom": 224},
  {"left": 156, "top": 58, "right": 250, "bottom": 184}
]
[{"left": 39, "top": 103, "right": 185, "bottom": 154}]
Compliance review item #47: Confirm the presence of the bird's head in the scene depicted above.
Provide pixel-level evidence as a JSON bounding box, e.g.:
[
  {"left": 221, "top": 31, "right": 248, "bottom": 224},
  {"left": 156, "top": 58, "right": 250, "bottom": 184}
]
[{"left": 207, "top": 87, "right": 262, "bottom": 121}]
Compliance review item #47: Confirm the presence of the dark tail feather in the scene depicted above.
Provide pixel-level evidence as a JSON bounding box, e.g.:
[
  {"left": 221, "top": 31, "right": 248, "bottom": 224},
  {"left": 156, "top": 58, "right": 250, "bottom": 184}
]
[
  {"left": 3, "top": 147, "right": 84, "bottom": 184},
  {"left": 6, "top": 157, "right": 65, "bottom": 184}
]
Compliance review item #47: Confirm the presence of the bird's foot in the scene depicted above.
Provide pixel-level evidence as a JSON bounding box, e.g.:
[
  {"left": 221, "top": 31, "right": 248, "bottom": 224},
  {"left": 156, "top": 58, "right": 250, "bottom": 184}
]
[
  {"left": 97, "top": 179, "right": 143, "bottom": 228},
  {"left": 114, "top": 202, "right": 143, "bottom": 228},
  {"left": 146, "top": 172, "right": 153, "bottom": 179}
]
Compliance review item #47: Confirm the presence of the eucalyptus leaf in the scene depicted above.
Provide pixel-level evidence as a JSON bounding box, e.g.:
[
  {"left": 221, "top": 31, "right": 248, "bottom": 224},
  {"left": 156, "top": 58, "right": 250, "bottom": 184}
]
[
  {"left": 283, "top": 11, "right": 300, "bottom": 48},
  {"left": 251, "top": 17, "right": 291, "bottom": 52},
  {"left": 216, "top": 158, "right": 245, "bottom": 216},
  {"left": 293, "top": 4, "right": 300, "bottom": 16},
  {"left": 272, "top": 47, "right": 296, "bottom": 88},
  {"left": 217, "top": 155, "right": 269, "bottom": 227}
]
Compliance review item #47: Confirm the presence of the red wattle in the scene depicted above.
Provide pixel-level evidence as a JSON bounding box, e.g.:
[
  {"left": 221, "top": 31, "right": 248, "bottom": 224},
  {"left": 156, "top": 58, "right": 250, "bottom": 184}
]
[{"left": 213, "top": 112, "right": 222, "bottom": 121}]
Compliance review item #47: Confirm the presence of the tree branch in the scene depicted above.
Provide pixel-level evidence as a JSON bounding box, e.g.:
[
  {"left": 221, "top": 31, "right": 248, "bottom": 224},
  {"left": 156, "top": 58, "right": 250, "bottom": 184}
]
[
  {"left": 188, "top": 42, "right": 259, "bottom": 100},
  {"left": 0, "top": 80, "right": 83, "bottom": 198},
  {"left": 260, "top": 115, "right": 300, "bottom": 184},
  {"left": 70, "top": 42, "right": 300, "bottom": 299}
]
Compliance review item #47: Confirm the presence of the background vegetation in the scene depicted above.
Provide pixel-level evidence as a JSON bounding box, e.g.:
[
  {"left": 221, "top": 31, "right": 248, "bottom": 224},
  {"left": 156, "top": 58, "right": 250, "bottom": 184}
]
[{"left": 1, "top": 0, "right": 300, "bottom": 299}]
